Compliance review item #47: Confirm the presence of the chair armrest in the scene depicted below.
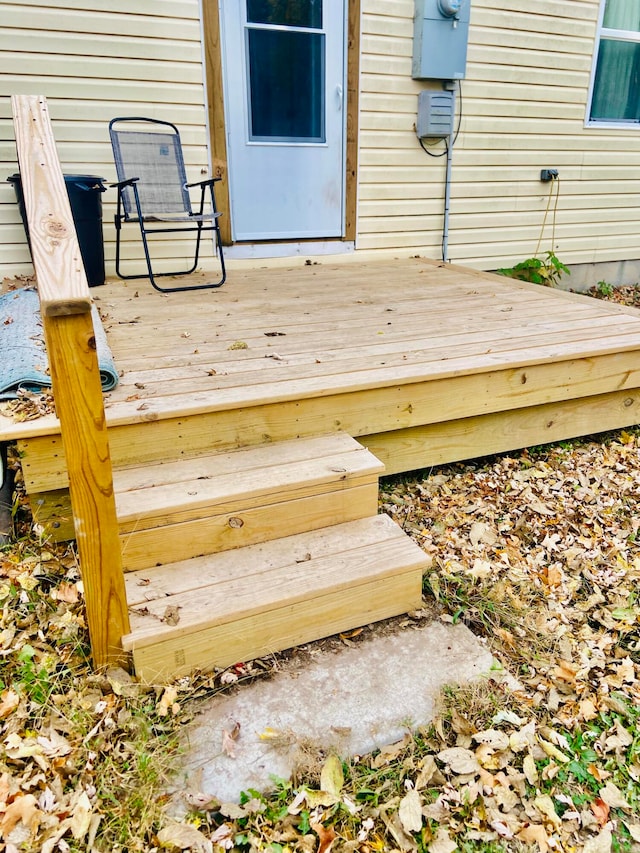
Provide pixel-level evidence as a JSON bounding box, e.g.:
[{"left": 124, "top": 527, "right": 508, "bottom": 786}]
[
  {"left": 185, "top": 177, "right": 222, "bottom": 189},
  {"left": 110, "top": 177, "right": 140, "bottom": 188}
]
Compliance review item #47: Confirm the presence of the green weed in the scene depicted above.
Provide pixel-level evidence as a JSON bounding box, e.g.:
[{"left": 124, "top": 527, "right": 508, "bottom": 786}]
[
  {"left": 497, "top": 251, "right": 570, "bottom": 287},
  {"left": 597, "top": 279, "right": 615, "bottom": 297}
]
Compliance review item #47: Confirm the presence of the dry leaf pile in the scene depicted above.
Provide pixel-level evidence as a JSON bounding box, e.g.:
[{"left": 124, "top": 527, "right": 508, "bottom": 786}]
[
  {"left": 2, "top": 436, "right": 640, "bottom": 852},
  {"left": 376, "top": 431, "right": 640, "bottom": 852},
  {"left": 0, "top": 535, "right": 193, "bottom": 852},
  {"left": 183, "top": 428, "right": 640, "bottom": 853}
]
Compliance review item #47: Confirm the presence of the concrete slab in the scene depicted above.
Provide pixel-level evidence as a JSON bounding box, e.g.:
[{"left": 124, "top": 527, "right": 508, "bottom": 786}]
[{"left": 175, "top": 620, "right": 500, "bottom": 804}]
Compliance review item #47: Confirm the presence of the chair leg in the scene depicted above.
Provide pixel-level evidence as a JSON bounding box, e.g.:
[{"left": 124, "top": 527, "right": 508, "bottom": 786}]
[
  {"left": 113, "top": 185, "right": 226, "bottom": 294},
  {"left": 114, "top": 191, "right": 127, "bottom": 281}
]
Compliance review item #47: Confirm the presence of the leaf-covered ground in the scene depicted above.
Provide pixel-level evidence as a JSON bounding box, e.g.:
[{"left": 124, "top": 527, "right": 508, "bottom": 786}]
[{"left": 2, "top": 287, "right": 640, "bottom": 852}]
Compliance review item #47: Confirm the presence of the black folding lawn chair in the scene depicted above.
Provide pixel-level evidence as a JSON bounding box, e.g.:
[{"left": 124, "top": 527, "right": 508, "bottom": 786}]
[{"left": 109, "top": 117, "right": 226, "bottom": 293}]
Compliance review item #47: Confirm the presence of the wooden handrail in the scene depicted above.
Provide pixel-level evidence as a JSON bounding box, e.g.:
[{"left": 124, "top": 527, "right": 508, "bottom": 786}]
[{"left": 11, "top": 95, "right": 130, "bottom": 668}]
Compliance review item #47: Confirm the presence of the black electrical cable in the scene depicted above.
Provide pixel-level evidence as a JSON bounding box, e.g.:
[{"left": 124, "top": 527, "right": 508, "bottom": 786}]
[{"left": 419, "top": 136, "right": 448, "bottom": 158}]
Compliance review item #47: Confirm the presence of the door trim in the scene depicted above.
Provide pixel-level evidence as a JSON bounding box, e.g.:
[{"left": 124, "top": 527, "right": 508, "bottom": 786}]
[{"left": 202, "top": 0, "right": 360, "bottom": 246}]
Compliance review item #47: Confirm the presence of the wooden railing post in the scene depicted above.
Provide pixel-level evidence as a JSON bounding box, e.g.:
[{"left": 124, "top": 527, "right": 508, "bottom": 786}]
[{"left": 11, "top": 95, "right": 130, "bottom": 668}]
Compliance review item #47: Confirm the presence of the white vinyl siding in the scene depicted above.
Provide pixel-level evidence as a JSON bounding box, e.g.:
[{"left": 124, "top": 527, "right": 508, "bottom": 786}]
[
  {"left": 0, "top": 0, "right": 212, "bottom": 279},
  {"left": 357, "top": 0, "right": 640, "bottom": 270},
  {"left": 2, "top": 0, "right": 640, "bottom": 277}
]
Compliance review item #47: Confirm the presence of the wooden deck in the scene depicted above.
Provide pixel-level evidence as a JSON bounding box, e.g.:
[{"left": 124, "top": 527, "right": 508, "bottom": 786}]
[
  {"left": 5, "top": 255, "right": 640, "bottom": 677},
  {"left": 5, "top": 256, "right": 640, "bottom": 493}
]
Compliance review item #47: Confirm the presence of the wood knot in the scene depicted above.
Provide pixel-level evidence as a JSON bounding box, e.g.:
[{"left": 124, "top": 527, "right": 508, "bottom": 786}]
[{"left": 44, "top": 219, "right": 69, "bottom": 238}]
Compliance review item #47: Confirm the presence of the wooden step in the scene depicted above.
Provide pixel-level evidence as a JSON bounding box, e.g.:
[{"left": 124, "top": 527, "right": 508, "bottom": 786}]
[
  {"left": 116, "top": 432, "right": 384, "bottom": 571},
  {"left": 122, "top": 513, "right": 427, "bottom": 682}
]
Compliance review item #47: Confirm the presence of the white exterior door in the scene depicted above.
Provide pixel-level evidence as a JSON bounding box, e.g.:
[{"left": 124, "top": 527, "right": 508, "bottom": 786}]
[{"left": 220, "top": 0, "right": 346, "bottom": 241}]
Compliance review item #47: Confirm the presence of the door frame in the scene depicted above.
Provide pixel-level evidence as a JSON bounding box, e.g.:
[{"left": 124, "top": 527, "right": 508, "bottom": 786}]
[{"left": 201, "top": 0, "right": 361, "bottom": 246}]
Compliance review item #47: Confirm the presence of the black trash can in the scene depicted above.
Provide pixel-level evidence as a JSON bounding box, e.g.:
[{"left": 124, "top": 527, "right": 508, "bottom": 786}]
[{"left": 7, "top": 173, "right": 107, "bottom": 287}]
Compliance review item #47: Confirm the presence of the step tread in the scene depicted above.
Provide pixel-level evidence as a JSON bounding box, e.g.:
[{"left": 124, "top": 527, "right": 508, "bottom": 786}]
[
  {"left": 115, "top": 432, "right": 383, "bottom": 524},
  {"left": 122, "top": 514, "right": 428, "bottom": 651},
  {"left": 114, "top": 431, "right": 373, "bottom": 490}
]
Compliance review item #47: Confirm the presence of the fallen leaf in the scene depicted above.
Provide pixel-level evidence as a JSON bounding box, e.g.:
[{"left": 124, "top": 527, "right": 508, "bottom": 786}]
[
  {"left": 182, "top": 791, "right": 221, "bottom": 811},
  {"left": 538, "top": 738, "right": 570, "bottom": 763},
  {"left": 492, "top": 710, "right": 524, "bottom": 726},
  {"left": 583, "top": 826, "right": 612, "bottom": 853},
  {"left": 379, "top": 807, "right": 418, "bottom": 852},
  {"left": 598, "top": 780, "right": 630, "bottom": 811},
  {"left": 287, "top": 790, "right": 307, "bottom": 816},
  {"left": 437, "top": 747, "right": 481, "bottom": 775},
  {"left": 523, "top": 754, "right": 539, "bottom": 785},
  {"left": 219, "top": 802, "right": 246, "bottom": 819},
  {"left": 370, "top": 733, "right": 412, "bottom": 768},
  {"left": 428, "top": 826, "right": 458, "bottom": 853},
  {"left": 603, "top": 719, "right": 633, "bottom": 753},
  {"left": 157, "top": 821, "right": 213, "bottom": 851},
  {"left": 553, "top": 660, "right": 579, "bottom": 683},
  {"left": 510, "top": 721, "right": 536, "bottom": 752},
  {"left": 0, "top": 689, "right": 19, "bottom": 720},
  {"left": 310, "top": 819, "right": 337, "bottom": 853},
  {"left": 70, "top": 791, "right": 92, "bottom": 840},
  {"left": 0, "top": 794, "right": 41, "bottom": 839},
  {"left": 398, "top": 788, "right": 423, "bottom": 834},
  {"left": 37, "top": 729, "right": 72, "bottom": 757},
  {"left": 221, "top": 721, "right": 241, "bottom": 758},
  {"left": 258, "top": 726, "right": 286, "bottom": 741},
  {"left": 623, "top": 821, "right": 640, "bottom": 842},
  {"left": 517, "top": 823, "right": 549, "bottom": 853},
  {"left": 4, "top": 733, "right": 43, "bottom": 761},
  {"left": 587, "top": 764, "right": 611, "bottom": 783},
  {"left": 162, "top": 605, "right": 181, "bottom": 626},
  {"left": 304, "top": 789, "right": 340, "bottom": 808},
  {"left": 157, "top": 685, "right": 179, "bottom": 717},
  {"left": 53, "top": 582, "right": 79, "bottom": 603},
  {"left": 471, "top": 729, "right": 510, "bottom": 750},
  {"left": 533, "top": 794, "right": 561, "bottom": 829},
  {"left": 578, "top": 697, "right": 599, "bottom": 721},
  {"left": 320, "top": 754, "right": 344, "bottom": 798},
  {"left": 210, "top": 823, "right": 233, "bottom": 847},
  {"left": 415, "top": 754, "right": 439, "bottom": 788},
  {"left": 491, "top": 819, "right": 515, "bottom": 839},
  {"left": 591, "top": 798, "right": 609, "bottom": 827},
  {"left": 469, "top": 521, "right": 497, "bottom": 547}
]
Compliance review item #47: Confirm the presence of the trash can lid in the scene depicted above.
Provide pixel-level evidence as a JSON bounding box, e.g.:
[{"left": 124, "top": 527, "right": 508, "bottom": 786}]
[{"left": 63, "top": 175, "right": 107, "bottom": 182}]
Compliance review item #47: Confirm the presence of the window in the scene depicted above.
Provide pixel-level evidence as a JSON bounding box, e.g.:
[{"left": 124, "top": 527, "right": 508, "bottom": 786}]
[
  {"left": 588, "top": 0, "right": 640, "bottom": 124},
  {"left": 245, "top": 1, "right": 325, "bottom": 143}
]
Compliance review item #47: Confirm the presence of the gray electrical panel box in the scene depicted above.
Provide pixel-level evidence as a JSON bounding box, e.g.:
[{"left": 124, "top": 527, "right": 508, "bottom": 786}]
[
  {"left": 417, "top": 91, "right": 454, "bottom": 138},
  {"left": 413, "top": 0, "right": 471, "bottom": 80}
]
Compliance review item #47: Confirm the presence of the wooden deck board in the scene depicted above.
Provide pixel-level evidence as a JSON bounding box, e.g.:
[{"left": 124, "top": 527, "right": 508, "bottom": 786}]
[
  {"left": 104, "top": 321, "right": 640, "bottom": 399},
  {"left": 106, "top": 305, "right": 631, "bottom": 369}
]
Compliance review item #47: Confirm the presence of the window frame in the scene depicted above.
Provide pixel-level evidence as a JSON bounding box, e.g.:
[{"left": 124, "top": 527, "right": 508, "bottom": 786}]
[{"left": 585, "top": 0, "right": 640, "bottom": 128}]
